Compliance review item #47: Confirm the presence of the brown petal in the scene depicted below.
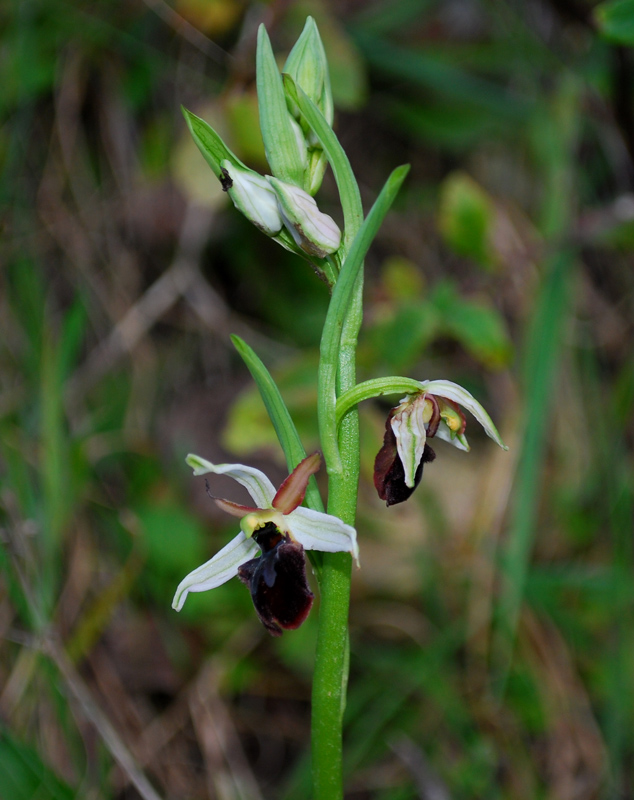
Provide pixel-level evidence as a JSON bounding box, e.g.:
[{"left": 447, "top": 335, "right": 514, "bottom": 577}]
[
  {"left": 272, "top": 452, "right": 321, "bottom": 514},
  {"left": 214, "top": 497, "right": 261, "bottom": 518}
]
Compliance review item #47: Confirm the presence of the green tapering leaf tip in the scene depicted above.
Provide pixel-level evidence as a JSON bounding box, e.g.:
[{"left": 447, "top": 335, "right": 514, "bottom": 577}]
[
  {"left": 284, "top": 14, "right": 333, "bottom": 144},
  {"left": 257, "top": 22, "right": 308, "bottom": 188}
]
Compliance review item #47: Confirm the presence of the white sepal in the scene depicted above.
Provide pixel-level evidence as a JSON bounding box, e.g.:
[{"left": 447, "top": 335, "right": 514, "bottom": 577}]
[
  {"left": 185, "top": 454, "right": 277, "bottom": 509},
  {"left": 287, "top": 506, "right": 359, "bottom": 565},
  {"left": 420, "top": 380, "right": 508, "bottom": 450},
  {"left": 172, "top": 532, "right": 260, "bottom": 611}
]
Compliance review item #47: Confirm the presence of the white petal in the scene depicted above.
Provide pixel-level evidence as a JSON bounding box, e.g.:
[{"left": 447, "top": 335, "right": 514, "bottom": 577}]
[
  {"left": 172, "top": 532, "right": 260, "bottom": 611},
  {"left": 391, "top": 398, "right": 428, "bottom": 488},
  {"left": 287, "top": 506, "right": 359, "bottom": 565},
  {"left": 434, "top": 421, "right": 470, "bottom": 451},
  {"left": 185, "top": 454, "right": 277, "bottom": 507},
  {"left": 420, "top": 380, "right": 508, "bottom": 450}
]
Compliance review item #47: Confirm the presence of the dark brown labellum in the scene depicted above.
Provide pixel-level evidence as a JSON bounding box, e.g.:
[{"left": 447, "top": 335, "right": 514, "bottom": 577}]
[
  {"left": 237, "top": 522, "right": 314, "bottom": 636},
  {"left": 373, "top": 410, "right": 436, "bottom": 506}
]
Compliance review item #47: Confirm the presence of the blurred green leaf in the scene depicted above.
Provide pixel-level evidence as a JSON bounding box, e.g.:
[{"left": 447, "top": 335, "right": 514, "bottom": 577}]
[
  {"left": 223, "top": 381, "right": 281, "bottom": 455},
  {"left": 431, "top": 282, "right": 513, "bottom": 369},
  {"left": 352, "top": 0, "right": 436, "bottom": 35},
  {"left": 0, "top": 729, "right": 76, "bottom": 800},
  {"left": 136, "top": 499, "right": 206, "bottom": 594},
  {"left": 595, "top": 0, "right": 634, "bottom": 44},
  {"left": 225, "top": 91, "right": 267, "bottom": 167},
  {"left": 438, "top": 172, "right": 497, "bottom": 269},
  {"left": 223, "top": 352, "right": 321, "bottom": 458},
  {"left": 351, "top": 30, "right": 531, "bottom": 121},
  {"left": 368, "top": 301, "right": 440, "bottom": 371},
  {"left": 385, "top": 96, "right": 500, "bottom": 151},
  {"left": 381, "top": 256, "right": 425, "bottom": 300}
]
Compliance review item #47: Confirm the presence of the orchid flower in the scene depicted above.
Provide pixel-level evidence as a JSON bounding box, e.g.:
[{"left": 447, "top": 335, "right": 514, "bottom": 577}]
[
  {"left": 173, "top": 452, "right": 358, "bottom": 635},
  {"left": 374, "top": 379, "right": 507, "bottom": 506}
]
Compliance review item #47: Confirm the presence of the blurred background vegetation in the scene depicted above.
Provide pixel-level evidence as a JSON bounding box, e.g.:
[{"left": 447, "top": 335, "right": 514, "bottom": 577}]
[{"left": 2, "top": 0, "right": 634, "bottom": 798}]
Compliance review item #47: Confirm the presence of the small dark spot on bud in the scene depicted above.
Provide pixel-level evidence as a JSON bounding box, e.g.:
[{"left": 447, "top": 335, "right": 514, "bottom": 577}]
[{"left": 219, "top": 167, "right": 233, "bottom": 192}]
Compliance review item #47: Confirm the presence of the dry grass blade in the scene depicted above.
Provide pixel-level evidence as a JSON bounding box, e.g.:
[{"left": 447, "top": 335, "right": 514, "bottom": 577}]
[
  {"left": 46, "top": 637, "right": 166, "bottom": 800},
  {"left": 189, "top": 662, "right": 265, "bottom": 800}
]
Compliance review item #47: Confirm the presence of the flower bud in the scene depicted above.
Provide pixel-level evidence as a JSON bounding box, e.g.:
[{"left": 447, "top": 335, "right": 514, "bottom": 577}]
[
  {"left": 220, "top": 160, "right": 283, "bottom": 236},
  {"left": 283, "top": 17, "right": 333, "bottom": 128},
  {"left": 267, "top": 177, "right": 341, "bottom": 257},
  {"left": 306, "top": 149, "right": 328, "bottom": 196},
  {"left": 283, "top": 17, "right": 333, "bottom": 195}
]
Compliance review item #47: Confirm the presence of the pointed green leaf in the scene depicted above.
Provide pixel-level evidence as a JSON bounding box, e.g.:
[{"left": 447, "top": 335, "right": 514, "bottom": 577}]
[
  {"left": 256, "top": 25, "right": 307, "bottom": 187},
  {"left": 230, "top": 335, "right": 325, "bottom": 515},
  {"left": 182, "top": 106, "right": 246, "bottom": 180},
  {"left": 318, "top": 164, "right": 410, "bottom": 471}
]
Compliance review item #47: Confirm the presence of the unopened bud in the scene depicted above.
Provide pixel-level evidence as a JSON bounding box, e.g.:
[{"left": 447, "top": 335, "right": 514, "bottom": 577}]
[
  {"left": 284, "top": 17, "right": 333, "bottom": 128},
  {"left": 267, "top": 177, "right": 341, "bottom": 257},
  {"left": 283, "top": 17, "right": 333, "bottom": 194},
  {"left": 221, "top": 160, "right": 283, "bottom": 236}
]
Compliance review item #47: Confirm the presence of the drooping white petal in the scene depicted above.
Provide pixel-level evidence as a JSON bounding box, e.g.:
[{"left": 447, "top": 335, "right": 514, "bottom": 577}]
[
  {"left": 185, "top": 454, "right": 277, "bottom": 508},
  {"left": 287, "top": 506, "right": 359, "bottom": 565},
  {"left": 419, "top": 380, "right": 508, "bottom": 450},
  {"left": 434, "top": 421, "right": 470, "bottom": 451},
  {"left": 391, "top": 398, "right": 428, "bottom": 488},
  {"left": 172, "top": 532, "right": 260, "bottom": 612}
]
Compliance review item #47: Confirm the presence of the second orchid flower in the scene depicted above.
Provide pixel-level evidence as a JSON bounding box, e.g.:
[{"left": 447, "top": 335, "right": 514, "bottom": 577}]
[{"left": 374, "top": 379, "right": 507, "bottom": 505}]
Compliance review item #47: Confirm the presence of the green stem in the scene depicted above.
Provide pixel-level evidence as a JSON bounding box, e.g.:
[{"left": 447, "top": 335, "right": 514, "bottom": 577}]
[
  {"left": 312, "top": 302, "right": 361, "bottom": 800},
  {"left": 293, "top": 68, "right": 412, "bottom": 797},
  {"left": 336, "top": 377, "right": 425, "bottom": 426},
  {"left": 312, "top": 169, "right": 410, "bottom": 796},
  {"left": 308, "top": 97, "right": 364, "bottom": 800}
]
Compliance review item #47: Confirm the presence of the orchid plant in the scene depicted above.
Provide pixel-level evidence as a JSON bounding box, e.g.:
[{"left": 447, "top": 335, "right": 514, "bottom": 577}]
[{"left": 174, "top": 17, "right": 507, "bottom": 800}]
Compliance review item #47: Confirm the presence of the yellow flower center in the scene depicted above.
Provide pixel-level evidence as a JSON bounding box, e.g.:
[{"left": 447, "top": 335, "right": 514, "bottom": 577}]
[
  {"left": 240, "top": 509, "right": 288, "bottom": 539},
  {"left": 438, "top": 401, "right": 462, "bottom": 433}
]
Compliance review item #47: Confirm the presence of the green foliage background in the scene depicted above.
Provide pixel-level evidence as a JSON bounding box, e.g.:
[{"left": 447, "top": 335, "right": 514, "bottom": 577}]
[{"left": 1, "top": 0, "right": 634, "bottom": 798}]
